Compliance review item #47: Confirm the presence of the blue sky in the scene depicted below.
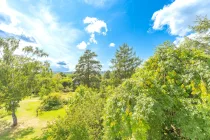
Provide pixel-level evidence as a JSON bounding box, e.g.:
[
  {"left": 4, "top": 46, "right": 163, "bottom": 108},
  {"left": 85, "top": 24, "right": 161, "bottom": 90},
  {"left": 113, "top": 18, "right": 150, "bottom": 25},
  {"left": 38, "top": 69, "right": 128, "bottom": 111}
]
[{"left": 0, "top": 0, "right": 210, "bottom": 71}]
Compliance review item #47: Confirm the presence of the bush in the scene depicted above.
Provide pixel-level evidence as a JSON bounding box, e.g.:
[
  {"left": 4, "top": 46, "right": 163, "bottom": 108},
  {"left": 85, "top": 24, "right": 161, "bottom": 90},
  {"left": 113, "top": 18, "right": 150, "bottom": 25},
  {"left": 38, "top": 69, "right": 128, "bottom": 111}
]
[
  {"left": 39, "top": 86, "right": 52, "bottom": 97},
  {"left": 37, "top": 86, "right": 105, "bottom": 140},
  {"left": 35, "top": 117, "right": 90, "bottom": 140},
  {"left": 62, "top": 98, "right": 70, "bottom": 105},
  {"left": 40, "top": 93, "right": 63, "bottom": 111},
  {"left": 62, "top": 87, "right": 72, "bottom": 93}
]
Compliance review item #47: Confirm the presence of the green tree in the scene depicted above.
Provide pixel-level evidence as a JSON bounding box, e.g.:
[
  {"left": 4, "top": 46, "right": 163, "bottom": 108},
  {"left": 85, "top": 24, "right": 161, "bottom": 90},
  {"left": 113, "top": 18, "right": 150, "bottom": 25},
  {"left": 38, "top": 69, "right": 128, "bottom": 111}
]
[
  {"left": 51, "top": 73, "right": 64, "bottom": 92},
  {"left": 111, "top": 43, "right": 142, "bottom": 85},
  {"left": 0, "top": 38, "right": 49, "bottom": 126},
  {"left": 103, "top": 70, "right": 111, "bottom": 79},
  {"left": 103, "top": 18, "right": 210, "bottom": 139},
  {"left": 74, "top": 50, "right": 102, "bottom": 88},
  {"left": 189, "top": 16, "right": 210, "bottom": 54},
  {"left": 38, "top": 67, "right": 54, "bottom": 97}
]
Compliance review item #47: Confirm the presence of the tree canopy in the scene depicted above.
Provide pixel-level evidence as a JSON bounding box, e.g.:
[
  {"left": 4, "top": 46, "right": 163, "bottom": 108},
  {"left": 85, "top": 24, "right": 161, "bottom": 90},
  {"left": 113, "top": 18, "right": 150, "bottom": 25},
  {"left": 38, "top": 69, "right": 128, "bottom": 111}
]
[
  {"left": 103, "top": 18, "right": 210, "bottom": 139},
  {"left": 0, "top": 38, "right": 50, "bottom": 126},
  {"left": 111, "top": 43, "right": 142, "bottom": 85},
  {"left": 74, "top": 49, "right": 102, "bottom": 88}
]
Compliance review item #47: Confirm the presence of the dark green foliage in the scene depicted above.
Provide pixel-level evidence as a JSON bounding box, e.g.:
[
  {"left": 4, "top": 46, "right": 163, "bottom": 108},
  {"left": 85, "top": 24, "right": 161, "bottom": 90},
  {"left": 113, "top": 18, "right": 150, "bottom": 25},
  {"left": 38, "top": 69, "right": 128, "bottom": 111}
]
[
  {"left": 111, "top": 43, "right": 142, "bottom": 85},
  {"left": 74, "top": 50, "right": 102, "bottom": 88},
  {"left": 103, "top": 70, "right": 111, "bottom": 79},
  {"left": 60, "top": 77, "right": 72, "bottom": 92},
  {"left": 40, "top": 93, "right": 63, "bottom": 111}
]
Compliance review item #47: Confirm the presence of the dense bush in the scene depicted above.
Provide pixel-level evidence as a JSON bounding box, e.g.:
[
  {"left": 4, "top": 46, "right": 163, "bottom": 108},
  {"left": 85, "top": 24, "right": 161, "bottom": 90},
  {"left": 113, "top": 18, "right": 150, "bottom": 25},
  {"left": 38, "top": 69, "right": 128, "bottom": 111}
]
[
  {"left": 62, "top": 87, "right": 72, "bottom": 93},
  {"left": 37, "top": 86, "right": 105, "bottom": 140},
  {"left": 40, "top": 93, "right": 63, "bottom": 111}
]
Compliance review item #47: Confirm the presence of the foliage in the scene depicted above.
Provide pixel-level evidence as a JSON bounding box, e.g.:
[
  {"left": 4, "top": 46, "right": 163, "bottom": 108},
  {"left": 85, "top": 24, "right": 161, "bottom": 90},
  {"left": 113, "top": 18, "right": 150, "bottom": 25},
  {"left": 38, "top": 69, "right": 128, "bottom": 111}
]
[
  {"left": 38, "top": 76, "right": 54, "bottom": 97},
  {"left": 103, "top": 70, "right": 111, "bottom": 79},
  {"left": 37, "top": 86, "right": 105, "bottom": 140},
  {"left": 74, "top": 50, "right": 102, "bottom": 88},
  {"left": 190, "top": 16, "right": 210, "bottom": 53},
  {"left": 0, "top": 107, "right": 9, "bottom": 119},
  {"left": 60, "top": 77, "right": 73, "bottom": 92},
  {"left": 100, "top": 71, "right": 115, "bottom": 96},
  {"left": 51, "top": 73, "right": 64, "bottom": 92},
  {"left": 110, "top": 43, "right": 142, "bottom": 85},
  {"left": 1, "top": 15, "right": 210, "bottom": 140},
  {"left": 0, "top": 38, "right": 50, "bottom": 126},
  {"left": 40, "top": 93, "right": 63, "bottom": 111},
  {"left": 103, "top": 38, "right": 210, "bottom": 139},
  {"left": 37, "top": 73, "right": 73, "bottom": 96}
]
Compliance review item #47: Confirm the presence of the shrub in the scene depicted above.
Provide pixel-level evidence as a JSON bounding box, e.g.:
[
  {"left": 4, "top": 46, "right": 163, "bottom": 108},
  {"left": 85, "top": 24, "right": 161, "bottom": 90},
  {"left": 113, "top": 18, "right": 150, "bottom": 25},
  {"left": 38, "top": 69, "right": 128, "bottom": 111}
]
[
  {"left": 62, "top": 87, "right": 72, "bottom": 93},
  {"left": 40, "top": 93, "right": 63, "bottom": 111},
  {"left": 35, "top": 117, "right": 89, "bottom": 140},
  {"left": 37, "top": 86, "right": 105, "bottom": 139}
]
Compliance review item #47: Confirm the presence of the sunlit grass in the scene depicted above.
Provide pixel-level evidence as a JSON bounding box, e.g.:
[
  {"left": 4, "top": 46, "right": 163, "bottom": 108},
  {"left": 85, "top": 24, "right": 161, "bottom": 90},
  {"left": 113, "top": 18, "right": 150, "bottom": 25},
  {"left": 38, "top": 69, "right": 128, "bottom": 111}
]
[
  {"left": 39, "top": 108, "right": 66, "bottom": 121},
  {"left": 0, "top": 93, "right": 70, "bottom": 140}
]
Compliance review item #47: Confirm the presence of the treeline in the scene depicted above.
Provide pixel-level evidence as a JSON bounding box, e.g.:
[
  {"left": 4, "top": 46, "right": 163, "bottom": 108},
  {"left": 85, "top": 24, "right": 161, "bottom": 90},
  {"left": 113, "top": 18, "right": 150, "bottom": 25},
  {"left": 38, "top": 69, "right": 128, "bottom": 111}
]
[
  {"left": 0, "top": 17, "right": 210, "bottom": 139},
  {"left": 73, "top": 43, "right": 142, "bottom": 89},
  {"left": 35, "top": 43, "right": 142, "bottom": 94}
]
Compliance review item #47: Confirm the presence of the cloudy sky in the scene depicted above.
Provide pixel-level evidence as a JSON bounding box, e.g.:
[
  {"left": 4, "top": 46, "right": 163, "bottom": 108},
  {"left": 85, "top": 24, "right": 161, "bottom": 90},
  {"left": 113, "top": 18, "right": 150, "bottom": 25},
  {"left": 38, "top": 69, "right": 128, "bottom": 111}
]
[{"left": 0, "top": 0, "right": 210, "bottom": 71}]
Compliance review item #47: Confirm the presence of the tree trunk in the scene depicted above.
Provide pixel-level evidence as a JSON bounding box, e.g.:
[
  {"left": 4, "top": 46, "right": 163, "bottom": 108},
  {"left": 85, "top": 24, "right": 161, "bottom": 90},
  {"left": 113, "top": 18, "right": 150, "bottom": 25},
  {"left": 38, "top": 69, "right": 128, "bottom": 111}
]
[{"left": 12, "top": 108, "right": 17, "bottom": 127}]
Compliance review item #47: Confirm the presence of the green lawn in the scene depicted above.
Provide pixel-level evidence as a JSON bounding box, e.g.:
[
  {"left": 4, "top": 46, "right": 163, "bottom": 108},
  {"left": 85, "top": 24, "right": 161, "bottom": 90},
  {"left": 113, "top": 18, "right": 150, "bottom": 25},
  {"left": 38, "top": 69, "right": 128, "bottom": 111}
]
[{"left": 0, "top": 95, "right": 69, "bottom": 140}]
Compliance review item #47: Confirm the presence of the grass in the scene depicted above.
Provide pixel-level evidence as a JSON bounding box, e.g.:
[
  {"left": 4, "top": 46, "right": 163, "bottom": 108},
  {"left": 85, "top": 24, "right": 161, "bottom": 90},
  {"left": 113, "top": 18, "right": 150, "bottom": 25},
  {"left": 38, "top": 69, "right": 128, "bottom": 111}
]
[{"left": 0, "top": 93, "right": 71, "bottom": 140}]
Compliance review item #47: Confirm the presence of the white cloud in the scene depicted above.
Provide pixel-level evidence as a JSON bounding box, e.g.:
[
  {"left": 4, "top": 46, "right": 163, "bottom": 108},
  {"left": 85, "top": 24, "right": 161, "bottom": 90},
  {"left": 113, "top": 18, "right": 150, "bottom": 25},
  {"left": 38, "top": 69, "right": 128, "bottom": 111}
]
[
  {"left": 84, "top": 17, "right": 108, "bottom": 35},
  {"left": 109, "top": 43, "right": 115, "bottom": 47},
  {"left": 82, "top": 17, "right": 108, "bottom": 46},
  {"left": 152, "top": 0, "right": 210, "bottom": 37},
  {"left": 77, "top": 41, "right": 87, "bottom": 50},
  {"left": 0, "top": 0, "right": 82, "bottom": 71},
  {"left": 89, "top": 33, "right": 97, "bottom": 44}
]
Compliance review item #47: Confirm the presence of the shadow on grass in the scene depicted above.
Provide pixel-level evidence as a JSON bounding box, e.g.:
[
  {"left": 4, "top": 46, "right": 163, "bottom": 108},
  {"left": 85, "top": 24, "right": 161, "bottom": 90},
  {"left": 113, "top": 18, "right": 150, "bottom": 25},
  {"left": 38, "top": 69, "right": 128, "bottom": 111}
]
[
  {"left": 0, "top": 119, "right": 11, "bottom": 132},
  {"left": 0, "top": 120, "right": 34, "bottom": 140}
]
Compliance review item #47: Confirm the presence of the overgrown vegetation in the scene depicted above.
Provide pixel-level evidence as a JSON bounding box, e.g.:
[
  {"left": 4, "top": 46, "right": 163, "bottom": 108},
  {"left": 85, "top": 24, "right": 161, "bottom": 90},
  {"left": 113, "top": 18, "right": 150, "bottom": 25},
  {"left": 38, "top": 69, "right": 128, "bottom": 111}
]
[{"left": 1, "top": 17, "right": 210, "bottom": 140}]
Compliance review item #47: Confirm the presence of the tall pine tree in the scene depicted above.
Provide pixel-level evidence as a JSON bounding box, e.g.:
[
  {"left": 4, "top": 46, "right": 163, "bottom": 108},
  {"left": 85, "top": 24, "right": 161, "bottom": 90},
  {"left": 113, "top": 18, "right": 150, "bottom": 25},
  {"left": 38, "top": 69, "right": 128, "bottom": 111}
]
[
  {"left": 74, "top": 50, "right": 102, "bottom": 88},
  {"left": 111, "top": 43, "right": 142, "bottom": 85}
]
